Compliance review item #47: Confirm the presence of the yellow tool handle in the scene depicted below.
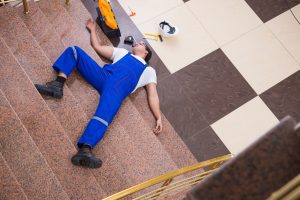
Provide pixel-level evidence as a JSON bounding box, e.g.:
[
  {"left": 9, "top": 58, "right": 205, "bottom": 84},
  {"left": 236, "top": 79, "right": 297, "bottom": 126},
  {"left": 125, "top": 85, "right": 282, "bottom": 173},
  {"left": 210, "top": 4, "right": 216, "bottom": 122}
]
[{"left": 144, "top": 33, "right": 160, "bottom": 37}]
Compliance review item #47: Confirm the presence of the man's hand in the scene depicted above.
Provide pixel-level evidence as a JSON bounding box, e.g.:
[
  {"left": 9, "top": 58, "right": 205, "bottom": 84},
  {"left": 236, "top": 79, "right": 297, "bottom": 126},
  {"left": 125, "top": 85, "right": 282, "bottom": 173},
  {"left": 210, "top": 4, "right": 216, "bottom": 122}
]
[
  {"left": 86, "top": 18, "right": 96, "bottom": 32},
  {"left": 153, "top": 118, "right": 163, "bottom": 134}
]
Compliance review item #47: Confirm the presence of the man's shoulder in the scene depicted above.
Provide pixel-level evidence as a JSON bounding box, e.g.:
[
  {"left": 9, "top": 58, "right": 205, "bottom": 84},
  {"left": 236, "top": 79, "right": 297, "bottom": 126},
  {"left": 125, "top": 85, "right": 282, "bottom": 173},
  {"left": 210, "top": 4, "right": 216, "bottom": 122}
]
[
  {"left": 114, "top": 47, "right": 129, "bottom": 55},
  {"left": 144, "top": 66, "right": 156, "bottom": 73},
  {"left": 111, "top": 47, "right": 129, "bottom": 61}
]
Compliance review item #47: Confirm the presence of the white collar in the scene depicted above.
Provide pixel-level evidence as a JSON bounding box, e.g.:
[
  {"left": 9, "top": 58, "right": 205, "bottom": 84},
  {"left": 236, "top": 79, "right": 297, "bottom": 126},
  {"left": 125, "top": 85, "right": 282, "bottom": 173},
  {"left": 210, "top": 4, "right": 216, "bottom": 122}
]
[{"left": 131, "top": 54, "right": 147, "bottom": 65}]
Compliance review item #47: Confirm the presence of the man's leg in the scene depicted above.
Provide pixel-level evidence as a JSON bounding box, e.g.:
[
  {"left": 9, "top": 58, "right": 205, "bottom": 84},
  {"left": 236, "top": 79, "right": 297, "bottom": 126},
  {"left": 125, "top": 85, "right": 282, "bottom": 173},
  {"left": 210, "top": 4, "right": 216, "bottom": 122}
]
[
  {"left": 35, "top": 46, "right": 107, "bottom": 98},
  {"left": 35, "top": 46, "right": 110, "bottom": 168},
  {"left": 71, "top": 90, "right": 123, "bottom": 168}
]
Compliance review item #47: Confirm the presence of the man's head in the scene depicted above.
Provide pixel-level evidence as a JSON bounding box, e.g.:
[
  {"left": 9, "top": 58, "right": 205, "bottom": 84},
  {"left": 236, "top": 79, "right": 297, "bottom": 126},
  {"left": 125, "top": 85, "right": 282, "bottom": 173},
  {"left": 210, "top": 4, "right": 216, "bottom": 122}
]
[{"left": 132, "top": 41, "right": 152, "bottom": 63}]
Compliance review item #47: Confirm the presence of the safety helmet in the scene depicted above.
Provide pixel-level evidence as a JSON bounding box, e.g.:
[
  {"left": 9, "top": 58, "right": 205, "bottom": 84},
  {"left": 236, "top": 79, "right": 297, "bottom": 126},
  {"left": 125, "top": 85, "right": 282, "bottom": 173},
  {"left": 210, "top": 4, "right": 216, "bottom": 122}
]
[{"left": 158, "top": 21, "right": 179, "bottom": 37}]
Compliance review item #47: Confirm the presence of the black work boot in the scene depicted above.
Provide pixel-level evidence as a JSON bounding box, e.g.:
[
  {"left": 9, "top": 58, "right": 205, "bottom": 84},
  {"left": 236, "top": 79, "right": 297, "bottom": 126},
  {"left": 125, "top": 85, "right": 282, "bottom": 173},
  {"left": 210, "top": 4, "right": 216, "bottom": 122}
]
[
  {"left": 35, "top": 80, "right": 64, "bottom": 99},
  {"left": 71, "top": 146, "right": 102, "bottom": 169}
]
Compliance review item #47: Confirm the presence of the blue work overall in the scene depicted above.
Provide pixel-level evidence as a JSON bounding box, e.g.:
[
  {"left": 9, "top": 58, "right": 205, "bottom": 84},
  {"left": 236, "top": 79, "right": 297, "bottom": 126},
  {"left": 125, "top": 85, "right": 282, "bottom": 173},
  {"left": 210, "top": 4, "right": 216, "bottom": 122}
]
[{"left": 52, "top": 46, "right": 147, "bottom": 148}]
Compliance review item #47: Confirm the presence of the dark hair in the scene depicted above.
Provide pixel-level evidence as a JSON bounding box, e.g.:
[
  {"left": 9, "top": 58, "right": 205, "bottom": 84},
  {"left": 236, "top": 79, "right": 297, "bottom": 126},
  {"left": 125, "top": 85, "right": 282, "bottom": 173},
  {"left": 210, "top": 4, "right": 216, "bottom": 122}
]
[{"left": 144, "top": 45, "right": 152, "bottom": 63}]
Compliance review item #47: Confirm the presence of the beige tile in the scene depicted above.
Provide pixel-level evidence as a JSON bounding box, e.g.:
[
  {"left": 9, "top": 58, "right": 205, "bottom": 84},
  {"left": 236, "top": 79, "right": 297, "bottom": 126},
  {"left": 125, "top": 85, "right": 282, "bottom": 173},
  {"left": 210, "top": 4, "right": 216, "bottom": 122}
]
[
  {"left": 186, "top": 0, "right": 262, "bottom": 46},
  {"left": 211, "top": 97, "right": 279, "bottom": 155},
  {"left": 222, "top": 25, "right": 299, "bottom": 94},
  {"left": 267, "top": 8, "right": 300, "bottom": 64},
  {"left": 138, "top": 4, "right": 218, "bottom": 73},
  {"left": 291, "top": 4, "right": 300, "bottom": 21},
  {"left": 118, "top": 0, "right": 183, "bottom": 25}
]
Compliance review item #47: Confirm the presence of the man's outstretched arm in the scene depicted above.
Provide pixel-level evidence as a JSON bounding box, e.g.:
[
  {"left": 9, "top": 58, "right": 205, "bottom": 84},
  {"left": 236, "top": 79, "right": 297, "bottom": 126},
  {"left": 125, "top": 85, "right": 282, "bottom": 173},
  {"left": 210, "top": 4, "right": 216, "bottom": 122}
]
[
  {"left": 146, "top": 83, "right": 163, "bottom": 134},
  {"left": 86, "top": 18, "right": 113, "bottom": 60}
]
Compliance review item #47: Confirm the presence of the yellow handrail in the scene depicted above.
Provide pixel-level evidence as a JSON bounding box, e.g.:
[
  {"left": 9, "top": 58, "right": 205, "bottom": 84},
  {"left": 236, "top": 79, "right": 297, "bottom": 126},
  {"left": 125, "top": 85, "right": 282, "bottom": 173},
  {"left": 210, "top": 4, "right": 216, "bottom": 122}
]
[
  {"left": 103, "top": 154, "right": 233, "bottom": 200},
  {"left": 267, "top": 174, "right": 300, "bottom": 200},
  {"left": 0, "top": 0, "right": 28, "bottom": 14}
]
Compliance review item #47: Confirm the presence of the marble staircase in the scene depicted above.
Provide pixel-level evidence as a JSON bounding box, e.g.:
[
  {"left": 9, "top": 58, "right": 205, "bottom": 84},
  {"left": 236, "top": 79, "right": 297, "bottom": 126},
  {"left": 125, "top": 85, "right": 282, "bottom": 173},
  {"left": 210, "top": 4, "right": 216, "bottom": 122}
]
[{"left": 0, "top": 0, "right": 197, "bottom": 199}]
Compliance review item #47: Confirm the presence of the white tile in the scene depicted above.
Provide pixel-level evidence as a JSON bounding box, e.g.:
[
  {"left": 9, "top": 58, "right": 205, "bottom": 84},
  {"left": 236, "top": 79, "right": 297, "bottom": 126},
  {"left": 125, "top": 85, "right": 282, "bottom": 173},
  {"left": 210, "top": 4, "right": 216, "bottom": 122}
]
[
  {"left": 118, "top": 0, "right": 183, "bottom": 25},
  {"left": 138, "top": 4, "right": 218, "bottom": 73},
  {"left": 222, "top": 25, "right": 299, "bottom": 94},
  {"left": 211, "top": 97, "right": 279, "bottom": 155},
  {"left": 267, "top": 8, "right": 300, "bottom": 64},
  {"left": 291, "top": 4, "right": 300, "bottom": 21},
  {"left": 186, "top": 0, "right": 262, "bottom": 46}
]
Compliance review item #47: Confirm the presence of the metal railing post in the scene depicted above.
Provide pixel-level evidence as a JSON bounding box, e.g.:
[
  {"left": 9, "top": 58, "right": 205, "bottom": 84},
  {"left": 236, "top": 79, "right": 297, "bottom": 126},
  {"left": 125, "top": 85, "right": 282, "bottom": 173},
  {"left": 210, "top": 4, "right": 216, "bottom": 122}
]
[
  {"left": 151, "top": 178, "right": 174, "bottom": 200},
  {"left": 22, "top": 0, "right": 29, "bottom": 14}
]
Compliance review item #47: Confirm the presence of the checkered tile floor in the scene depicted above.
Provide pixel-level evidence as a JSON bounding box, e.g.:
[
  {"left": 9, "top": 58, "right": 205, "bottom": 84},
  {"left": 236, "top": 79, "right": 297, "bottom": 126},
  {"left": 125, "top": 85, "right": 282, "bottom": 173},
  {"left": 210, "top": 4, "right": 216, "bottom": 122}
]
[{"left": 83, "top": 0, "right": 300, "bottom": 161}]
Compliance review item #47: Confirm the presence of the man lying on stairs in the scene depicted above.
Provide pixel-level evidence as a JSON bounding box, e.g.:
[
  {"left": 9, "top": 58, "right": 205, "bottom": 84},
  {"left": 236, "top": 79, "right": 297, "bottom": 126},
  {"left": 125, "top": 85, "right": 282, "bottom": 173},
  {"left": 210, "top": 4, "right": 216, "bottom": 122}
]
[{"left": 35, "top": 18, "right": 162, "bottom": 169}]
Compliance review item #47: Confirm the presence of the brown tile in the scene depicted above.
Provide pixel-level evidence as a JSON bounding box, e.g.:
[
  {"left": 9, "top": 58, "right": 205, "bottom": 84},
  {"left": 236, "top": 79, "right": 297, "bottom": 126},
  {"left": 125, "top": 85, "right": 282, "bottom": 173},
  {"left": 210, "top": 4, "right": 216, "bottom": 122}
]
[
  {"left": 245, "top": 0, "right": 300, "bottom": 22},
  {"left": 187, "top": 116, "right": 300, "bottom": 200},
  {"left": 0, "top": 90, "right": 69, "bottom": 200},
  {"left": 174, "top": 49, "right": 256, "bottom": 124},
  {"left": 185, "top": 127, "right": 230, "bottom": 162},
  {"left": 0, "top": 153, "right": 28, "bottom": 200},
  {"left": 260, "top": 70, "right": 300, "bottom": 122},
  {"left": 158, "top": 76, "right": 209, "bottom": 141}
]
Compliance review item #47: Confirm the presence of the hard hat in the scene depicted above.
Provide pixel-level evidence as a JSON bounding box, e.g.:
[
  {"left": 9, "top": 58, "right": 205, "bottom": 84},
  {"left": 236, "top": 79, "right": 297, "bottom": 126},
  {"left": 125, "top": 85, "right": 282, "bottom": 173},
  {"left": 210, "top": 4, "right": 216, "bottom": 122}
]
[{"left": 158, "top": 21, "right": 179, "bottom": 37}]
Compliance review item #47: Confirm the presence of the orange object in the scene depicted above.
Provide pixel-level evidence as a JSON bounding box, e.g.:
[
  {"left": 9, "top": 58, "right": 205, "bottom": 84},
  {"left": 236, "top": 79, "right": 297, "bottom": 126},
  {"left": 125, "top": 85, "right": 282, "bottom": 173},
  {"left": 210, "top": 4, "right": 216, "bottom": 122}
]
[
  {"left": 98, "top": 0, "right": 118, "bottom": 29},
  {"left": 128, "top": 6, "right": 136, "bottom": 17},
  {"left": 129, "top": 11, "right": 136, "bottom": 17}
]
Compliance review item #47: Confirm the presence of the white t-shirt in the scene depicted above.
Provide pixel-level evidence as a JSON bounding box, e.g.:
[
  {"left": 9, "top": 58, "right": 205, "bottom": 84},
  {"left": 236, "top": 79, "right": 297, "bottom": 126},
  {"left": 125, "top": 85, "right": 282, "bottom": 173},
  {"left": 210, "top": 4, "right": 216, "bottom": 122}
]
[{"left": 110, "top": 48, "right": 157, "bottom": 93}]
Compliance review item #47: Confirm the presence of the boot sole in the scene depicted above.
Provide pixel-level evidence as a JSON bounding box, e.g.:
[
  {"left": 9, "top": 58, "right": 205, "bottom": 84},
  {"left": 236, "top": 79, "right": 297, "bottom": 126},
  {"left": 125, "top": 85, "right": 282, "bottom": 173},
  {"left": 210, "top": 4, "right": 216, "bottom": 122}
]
[
  {"left": 71, "top": 155, "right": 102, "bottom": 169},
  {"left": 35, "top": 84, "right": 63, "bottom": 99}
]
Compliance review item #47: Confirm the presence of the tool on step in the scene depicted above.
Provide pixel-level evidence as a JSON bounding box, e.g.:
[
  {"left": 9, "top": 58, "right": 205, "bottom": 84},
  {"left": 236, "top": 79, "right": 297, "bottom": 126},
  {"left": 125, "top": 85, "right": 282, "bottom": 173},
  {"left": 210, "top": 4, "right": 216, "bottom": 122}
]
[
  {"left": 124, "top": 35, "right": 135, "bottom": 45},
  {"left": 143, "top": 33, "right": 163, "bottom": 42},
  {"left": 128, "top": 6, "right": 136, "bottom": 17}
]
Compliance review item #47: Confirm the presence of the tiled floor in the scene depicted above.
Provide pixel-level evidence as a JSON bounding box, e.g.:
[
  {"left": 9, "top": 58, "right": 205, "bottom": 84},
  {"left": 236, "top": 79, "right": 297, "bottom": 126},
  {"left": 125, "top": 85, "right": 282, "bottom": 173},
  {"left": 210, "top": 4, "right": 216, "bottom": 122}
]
[{"left": 82, "top": 0, "right": 300, "bottom": 160}]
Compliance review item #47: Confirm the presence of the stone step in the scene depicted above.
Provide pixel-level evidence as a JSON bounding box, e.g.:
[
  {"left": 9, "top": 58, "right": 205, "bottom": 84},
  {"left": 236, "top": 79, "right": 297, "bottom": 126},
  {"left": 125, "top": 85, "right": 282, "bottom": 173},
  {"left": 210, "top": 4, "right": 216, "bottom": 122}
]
[
  {"left": 60, "top": 0, "right": 197, "bottom": 169},
  {"left": 13, "top": 3, "right": 136, "bottom": 195},
  {"left": 13, "top": 2, "right": 146, "bottom": 195},
  {"left": 0, "top": 152, "right": 28, "bottom": 200},
  {"left": 23, "top": 0, "right": 180, "bottom": 194},
  {"left": 95, "top": 98, "right": 178, "bottom": 195},
  {"left": 0, "top": 35, "right": 106, "bottom": 199},
  {"left": 0, "top": 90, "right": 69, "bottom": 200},
  {"left": 3, "top": 3, "right": 88, "bottom": 151},
  {"left": 130, "top": 89, "right": 198, "bottom": 168},
  {"left": 36, "top": 0, "right": 104, "bottom": 115},
  {"left": 54, "top": 0, "right": 112, "bottom": 48}
]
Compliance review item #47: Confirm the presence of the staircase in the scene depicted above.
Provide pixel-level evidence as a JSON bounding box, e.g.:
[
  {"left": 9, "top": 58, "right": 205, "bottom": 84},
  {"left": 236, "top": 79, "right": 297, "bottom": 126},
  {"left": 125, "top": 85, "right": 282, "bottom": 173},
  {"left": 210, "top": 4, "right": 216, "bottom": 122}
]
[{"left": 0, "top": 0, "right": 197, "bottom": 199}]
